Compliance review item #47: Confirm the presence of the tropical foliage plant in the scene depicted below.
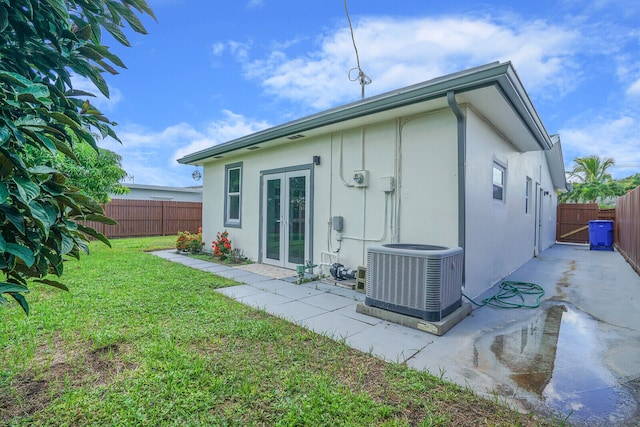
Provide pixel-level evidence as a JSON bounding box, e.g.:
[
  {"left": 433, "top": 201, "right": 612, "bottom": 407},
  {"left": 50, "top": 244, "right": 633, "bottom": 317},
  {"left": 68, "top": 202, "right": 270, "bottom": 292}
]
[
  {"left": 559, "top": 155, "right": 637, "bottom": 204},
  {"left": 25, "top": 143, "right": 129, "bottom": 204},
  {"left": 0, "top": 0, "right": 155, "bottom": 313}
]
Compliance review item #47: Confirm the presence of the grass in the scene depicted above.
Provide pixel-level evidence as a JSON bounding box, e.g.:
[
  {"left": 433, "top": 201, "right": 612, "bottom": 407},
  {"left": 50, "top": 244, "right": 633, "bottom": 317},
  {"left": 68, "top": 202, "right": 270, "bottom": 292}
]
[{"left": 0, "top": 236, "right": 557, "bottom": 426}]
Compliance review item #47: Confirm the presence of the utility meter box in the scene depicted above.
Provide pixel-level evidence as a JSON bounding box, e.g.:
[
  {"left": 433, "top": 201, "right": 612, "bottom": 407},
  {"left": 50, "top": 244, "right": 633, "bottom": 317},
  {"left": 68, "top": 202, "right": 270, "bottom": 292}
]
[
  {"left": 332, "top": 216, "right": 344, "bottom": 232},
  {"left": 353, "top": 170, "right": 369, "bottom": 187},
  {"left": 380, "top": 176, "right": 395, "bottom": 192}
]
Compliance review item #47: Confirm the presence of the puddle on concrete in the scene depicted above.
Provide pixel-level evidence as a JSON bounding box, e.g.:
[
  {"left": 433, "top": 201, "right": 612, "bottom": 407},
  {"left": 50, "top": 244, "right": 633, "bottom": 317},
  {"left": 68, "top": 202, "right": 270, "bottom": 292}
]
[{"left": 476, "top": 303, "right": 637, "bottom": 425}]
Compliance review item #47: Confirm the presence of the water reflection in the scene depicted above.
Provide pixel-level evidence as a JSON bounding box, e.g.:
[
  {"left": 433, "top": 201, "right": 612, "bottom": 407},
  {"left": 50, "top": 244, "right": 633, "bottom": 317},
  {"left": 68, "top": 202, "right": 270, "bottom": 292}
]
[{"left": 477, "top": 303, "right": 637, "bottom": 425}]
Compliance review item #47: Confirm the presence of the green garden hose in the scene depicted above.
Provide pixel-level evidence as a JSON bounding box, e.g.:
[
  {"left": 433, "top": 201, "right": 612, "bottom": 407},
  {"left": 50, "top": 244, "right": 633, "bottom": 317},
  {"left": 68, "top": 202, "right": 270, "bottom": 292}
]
[{"left": 462, "top": 281, "right": 545, "bottom": 309}]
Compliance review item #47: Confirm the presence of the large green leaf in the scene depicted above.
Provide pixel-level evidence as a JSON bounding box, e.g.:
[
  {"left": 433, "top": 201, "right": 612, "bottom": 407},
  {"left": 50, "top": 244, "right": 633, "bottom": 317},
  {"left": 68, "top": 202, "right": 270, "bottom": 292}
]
[
  {"left": 0, "top": 127, "right": 10, "bottom": 146},
  {"left": 0, "top": 181, "right": 8, "bottom": 203},
  {"left": 0, "top": 204, "right": 26, "bottom": 234},
  {"left": 108, "top": 0, "right": 147, "bottom": 34},
  {"left": 83, "top": 213, "right": 118, "bottom": 225},
  {"left": 0, "top": 282, "right": 29, "bottom": 294},
  {"left": 28, "top": 166, "right": 60, "bottom": 175},
  {"left": 44, "top": 0, "right": 70, "bottom": 20},
  {"left": 77, "top": 223, "right": 111, "bottom": 247},
  {"left": 8, "top": 292, "right": 29, "bottom": 314},
  {"left": 14, "top": 176, "right": 41, "bottom": 203},
  {"left": 34, "top": 278, "right": 69, "bottom": 291},
  {"left": 4, "top": 243, "right": 35, "bottom": 267},
  {"left": 16, "top": 84, "right": 52, "bottom": 106},
  {"left": 44, "top": 111, "right": 81, "bottom": 129},
  {"left": 0, "top": 70, "right": 32, "bottom": 87},
  {"left": 59, "top": 233, "right": 74, "bottom": 255},
  {"left": 29, "top": 201, "right": 53, "bottom": 238},
  {"left": 0, "top": 5, "right": 8, "bottom": 32}
]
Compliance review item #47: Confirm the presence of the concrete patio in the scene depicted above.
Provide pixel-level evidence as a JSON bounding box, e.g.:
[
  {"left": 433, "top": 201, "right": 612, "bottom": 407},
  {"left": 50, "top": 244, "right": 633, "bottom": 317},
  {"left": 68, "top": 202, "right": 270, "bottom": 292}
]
[{"left": 152, "top": 244, "right": 640, "bottom": 426}]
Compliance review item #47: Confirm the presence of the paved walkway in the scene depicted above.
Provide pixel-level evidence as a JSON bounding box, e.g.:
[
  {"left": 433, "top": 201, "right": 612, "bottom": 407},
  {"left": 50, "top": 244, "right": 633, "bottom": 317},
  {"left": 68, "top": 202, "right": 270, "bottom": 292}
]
[{"left": 151, "top": 245, "right": 640, "bottom": 426}]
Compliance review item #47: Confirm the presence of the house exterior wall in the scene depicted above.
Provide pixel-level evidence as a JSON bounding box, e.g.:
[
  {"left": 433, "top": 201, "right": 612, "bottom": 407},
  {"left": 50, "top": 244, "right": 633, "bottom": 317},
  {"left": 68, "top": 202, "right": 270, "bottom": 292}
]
[
  {"left": 398, "top": 110, "right": 459, "bottom": 247},
  {"left": 464, "top": 107, "right": 557, "bottom": 298},
  {"left": 200, "top": 105, "right": 559, "bottom": 299},
  {"left": 201, "top": 112, "right": 460, "bottom": 271}
]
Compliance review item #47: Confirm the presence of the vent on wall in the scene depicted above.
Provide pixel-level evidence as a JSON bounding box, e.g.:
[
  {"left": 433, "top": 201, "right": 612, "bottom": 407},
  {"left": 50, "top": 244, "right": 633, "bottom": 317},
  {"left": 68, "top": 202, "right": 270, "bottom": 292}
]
[{"left": 366, "top": 244, "right": 463, "bottom": 321}]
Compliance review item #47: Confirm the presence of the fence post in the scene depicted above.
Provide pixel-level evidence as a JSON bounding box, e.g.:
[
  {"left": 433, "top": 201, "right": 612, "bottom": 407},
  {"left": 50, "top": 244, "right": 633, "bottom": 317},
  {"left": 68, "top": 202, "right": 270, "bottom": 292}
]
[{"left": 162, "top": 201, "right": 166, "bottom": 236}]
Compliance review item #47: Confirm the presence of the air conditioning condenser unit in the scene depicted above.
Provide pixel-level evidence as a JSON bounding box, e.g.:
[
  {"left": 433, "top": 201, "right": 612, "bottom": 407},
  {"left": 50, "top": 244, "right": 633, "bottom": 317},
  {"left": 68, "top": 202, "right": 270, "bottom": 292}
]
[{"left": 366, "top": 244, "right": 463, "bottom": 322}]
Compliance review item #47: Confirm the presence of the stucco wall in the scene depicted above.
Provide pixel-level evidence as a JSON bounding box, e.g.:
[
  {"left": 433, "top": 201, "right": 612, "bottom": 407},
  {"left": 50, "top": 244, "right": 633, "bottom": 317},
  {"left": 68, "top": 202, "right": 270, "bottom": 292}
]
[
  {"left": 464, "top": 107, "right": 557, "bottom": 298},
  {"left": 201, "top": 105, "right": 559, "bottom": 299}
]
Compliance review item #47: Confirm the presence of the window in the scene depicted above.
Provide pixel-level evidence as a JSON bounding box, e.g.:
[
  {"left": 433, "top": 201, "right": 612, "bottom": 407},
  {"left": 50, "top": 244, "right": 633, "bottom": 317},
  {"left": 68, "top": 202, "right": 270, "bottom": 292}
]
[
  {"left": 492, "top": 162, "right": 505, "bottom": 201},
  {"left": 525, "top": 177, "right": 532, "bottom": 213},
  {"left": 224, "top": 162, "right": 242, "bottom": 227}
]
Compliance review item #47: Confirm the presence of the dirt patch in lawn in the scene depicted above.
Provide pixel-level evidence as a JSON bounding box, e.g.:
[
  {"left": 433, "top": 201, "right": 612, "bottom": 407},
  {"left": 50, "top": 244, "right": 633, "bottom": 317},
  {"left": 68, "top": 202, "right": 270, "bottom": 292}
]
[{"left": 0, "top": 333, "right": 136, "bottom": 422}]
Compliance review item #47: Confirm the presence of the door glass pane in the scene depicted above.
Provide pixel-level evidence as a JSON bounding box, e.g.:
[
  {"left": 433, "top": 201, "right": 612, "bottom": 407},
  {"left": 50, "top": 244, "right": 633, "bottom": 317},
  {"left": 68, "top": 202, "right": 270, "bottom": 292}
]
[
  {"left": 288, "top": 176, "right": 306, "bottom": 265},
  {"left": 266, "top": 179, "right": 281, "bottom": 260}
]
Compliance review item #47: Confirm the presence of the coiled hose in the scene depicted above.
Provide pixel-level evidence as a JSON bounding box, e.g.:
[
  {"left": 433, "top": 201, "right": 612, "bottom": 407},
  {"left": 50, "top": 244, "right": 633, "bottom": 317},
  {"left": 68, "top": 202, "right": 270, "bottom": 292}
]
[{"left": 462, "top": 281, "right": 545, "bottom": 309}]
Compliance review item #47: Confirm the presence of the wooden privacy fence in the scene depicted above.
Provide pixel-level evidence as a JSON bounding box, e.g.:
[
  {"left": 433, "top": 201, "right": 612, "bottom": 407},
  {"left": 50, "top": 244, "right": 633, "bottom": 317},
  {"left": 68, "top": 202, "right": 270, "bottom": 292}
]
[
  {"left": 556, "top": 203, "right": 616, "bottom": 244},
  {"left": 616, "top": 187, "right": 640, "bottom": 275},
  {"left": 84, "top": 199, "right": 202, "bottom": 238}
]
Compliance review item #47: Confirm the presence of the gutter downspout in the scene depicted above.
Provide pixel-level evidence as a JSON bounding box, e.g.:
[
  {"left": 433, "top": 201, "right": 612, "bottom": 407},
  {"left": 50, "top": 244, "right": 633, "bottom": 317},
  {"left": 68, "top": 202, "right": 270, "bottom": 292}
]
[{"left": 447, "top": 91, "right": 466, "bottom": 287}]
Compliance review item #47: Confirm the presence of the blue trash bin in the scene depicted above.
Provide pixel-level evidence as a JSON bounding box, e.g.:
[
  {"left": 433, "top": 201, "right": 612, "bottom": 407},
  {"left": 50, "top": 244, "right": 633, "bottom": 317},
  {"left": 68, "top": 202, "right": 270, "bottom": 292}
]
[{"left": 588, "top": 220, "right": 614, "bottom": 251}]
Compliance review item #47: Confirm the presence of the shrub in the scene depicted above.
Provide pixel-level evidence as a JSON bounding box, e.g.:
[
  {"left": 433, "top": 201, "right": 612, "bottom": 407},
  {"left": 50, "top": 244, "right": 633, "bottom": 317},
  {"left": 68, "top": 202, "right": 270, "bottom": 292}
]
[
  {"left": 212, "top": 230, "right": 232, "bottom": 260},
  {"left": 176, "top": 228, "right": 203, "bottom": 253}
]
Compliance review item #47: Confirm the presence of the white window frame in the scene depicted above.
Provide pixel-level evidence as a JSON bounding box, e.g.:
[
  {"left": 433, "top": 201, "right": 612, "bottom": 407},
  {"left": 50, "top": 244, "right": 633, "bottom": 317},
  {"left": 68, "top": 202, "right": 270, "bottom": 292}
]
[
  {"left": 224, "top": 162, "right": 242, "bottom": 227},
  {"left": 492, "top": 161, "right": 506, "bottom": 202}
]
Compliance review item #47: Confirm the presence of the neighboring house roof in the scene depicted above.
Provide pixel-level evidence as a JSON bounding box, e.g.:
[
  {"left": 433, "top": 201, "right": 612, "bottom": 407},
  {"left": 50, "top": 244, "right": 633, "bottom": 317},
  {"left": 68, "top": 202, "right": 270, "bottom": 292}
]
[
  {"left": 124, "top": 183, "right": 203, "bottom": 194},
  {"left": 178, "top": 61, "right": 565, "bottom": 189},
  {"left": 113, "top": 183, "right": 203, "bottom": 202}
]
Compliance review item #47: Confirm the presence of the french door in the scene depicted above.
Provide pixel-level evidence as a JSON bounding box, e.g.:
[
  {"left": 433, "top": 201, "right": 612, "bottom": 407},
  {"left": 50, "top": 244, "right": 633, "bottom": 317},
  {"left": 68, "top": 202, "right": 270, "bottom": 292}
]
[{"left": 262, "top": 170, "right": 310, "bottom": 269}]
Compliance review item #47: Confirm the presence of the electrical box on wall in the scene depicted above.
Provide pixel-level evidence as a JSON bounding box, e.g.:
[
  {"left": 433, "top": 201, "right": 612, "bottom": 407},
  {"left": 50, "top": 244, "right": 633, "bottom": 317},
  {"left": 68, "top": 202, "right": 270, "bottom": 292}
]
[
  {"left": 353, "top": 170, "right": 369, "bottom": 187},
  {"left": 380, "top": 176, "right": 395, "bottom": 193},
  {"left": 332, "top": 216, "right": 344, "bottom": 232}
]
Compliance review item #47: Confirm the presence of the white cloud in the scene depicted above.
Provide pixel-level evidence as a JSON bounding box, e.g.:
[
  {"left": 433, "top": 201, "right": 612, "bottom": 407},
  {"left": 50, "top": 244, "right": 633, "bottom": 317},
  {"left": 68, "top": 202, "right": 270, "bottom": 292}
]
[
  {"left": 240, "top": 15, "right": 582, "bottom": 110},
  {"left": 628, "top": 77, "right": 640, "bottom": 97},
  {"left": 100, "top": 111, "right": 270, "bottom": 186},
  {"left": 246, "top": 0, "right": 264, "bottom": 10},
  {"left": 211, "top": 42, "right": 225, "bottom": 56},
  {"left": 559, "top": 114, "right": 640, "bottom": 178}
]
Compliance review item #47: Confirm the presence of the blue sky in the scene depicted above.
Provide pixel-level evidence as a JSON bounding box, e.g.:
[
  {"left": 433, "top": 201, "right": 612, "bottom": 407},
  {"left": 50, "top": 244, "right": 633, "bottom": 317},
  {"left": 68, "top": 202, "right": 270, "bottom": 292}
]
[{"left": 90, "top": 0, "right": 640, "bottom": 187}]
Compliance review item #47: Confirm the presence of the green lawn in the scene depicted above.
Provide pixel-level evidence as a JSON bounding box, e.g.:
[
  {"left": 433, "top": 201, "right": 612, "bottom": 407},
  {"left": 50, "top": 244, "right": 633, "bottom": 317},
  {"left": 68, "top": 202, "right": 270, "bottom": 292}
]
[{"left": 0, "top": 236, "right": 557, "bottom": 426}]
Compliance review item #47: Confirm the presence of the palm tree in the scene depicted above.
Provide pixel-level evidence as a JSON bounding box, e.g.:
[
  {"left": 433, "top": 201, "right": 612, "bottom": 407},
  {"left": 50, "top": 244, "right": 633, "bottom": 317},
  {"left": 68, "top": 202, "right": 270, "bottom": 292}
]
[
  {"left": 569, "top": 155, "right": 615, "bottom": 183},
  {"left": 560, "top": 155, "right": 620, "bottom": 204}
]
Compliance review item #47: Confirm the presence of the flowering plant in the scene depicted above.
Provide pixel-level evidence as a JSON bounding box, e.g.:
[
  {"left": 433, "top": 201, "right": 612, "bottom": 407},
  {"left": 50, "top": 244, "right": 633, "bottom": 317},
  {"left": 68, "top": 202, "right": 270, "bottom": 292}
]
[
  {"left": 212, "top": 230, "right": 232, "bottom": 260},
  {"left": 176, "top": 228, "right": 203, "bottom": 253}
]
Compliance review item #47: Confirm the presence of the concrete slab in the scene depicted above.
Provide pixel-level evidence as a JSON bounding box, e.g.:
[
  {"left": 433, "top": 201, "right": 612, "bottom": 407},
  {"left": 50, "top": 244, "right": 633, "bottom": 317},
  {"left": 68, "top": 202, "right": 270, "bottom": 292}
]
[
  {"left": 345, "top": 321, "right": 434, "bottom": 363},
  {"left": 273, "top": 284, "right": 326, "bottom": 299},
  {"left": 215, "top": 268, "right": 256, "bottom": 280},
  {"left": 265, "top": 300, "right": 327, "bottom": 323},
  {"left": 237, "top": 291, "right": 293, "bottom": 309},
  {"left": 251, "top": 279, "right": 294, "bottom": 292},
  {"left": 333, "top": 305, "right": 384, "bottom": 326},
  {"left": 299, "top": 292, "right": 358, "bottom": 311},
  {"left": 200, "top": 264, "right": 236, "bottom": 274},
  {"left": 302, "top": 311, "right": 376, "bottom": 340},
  {"left": 215, "top": 284, "right": 264, "bottom": 299},
  {"left": 236, "top": 272, "right": 273, "bottom": 285}
]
